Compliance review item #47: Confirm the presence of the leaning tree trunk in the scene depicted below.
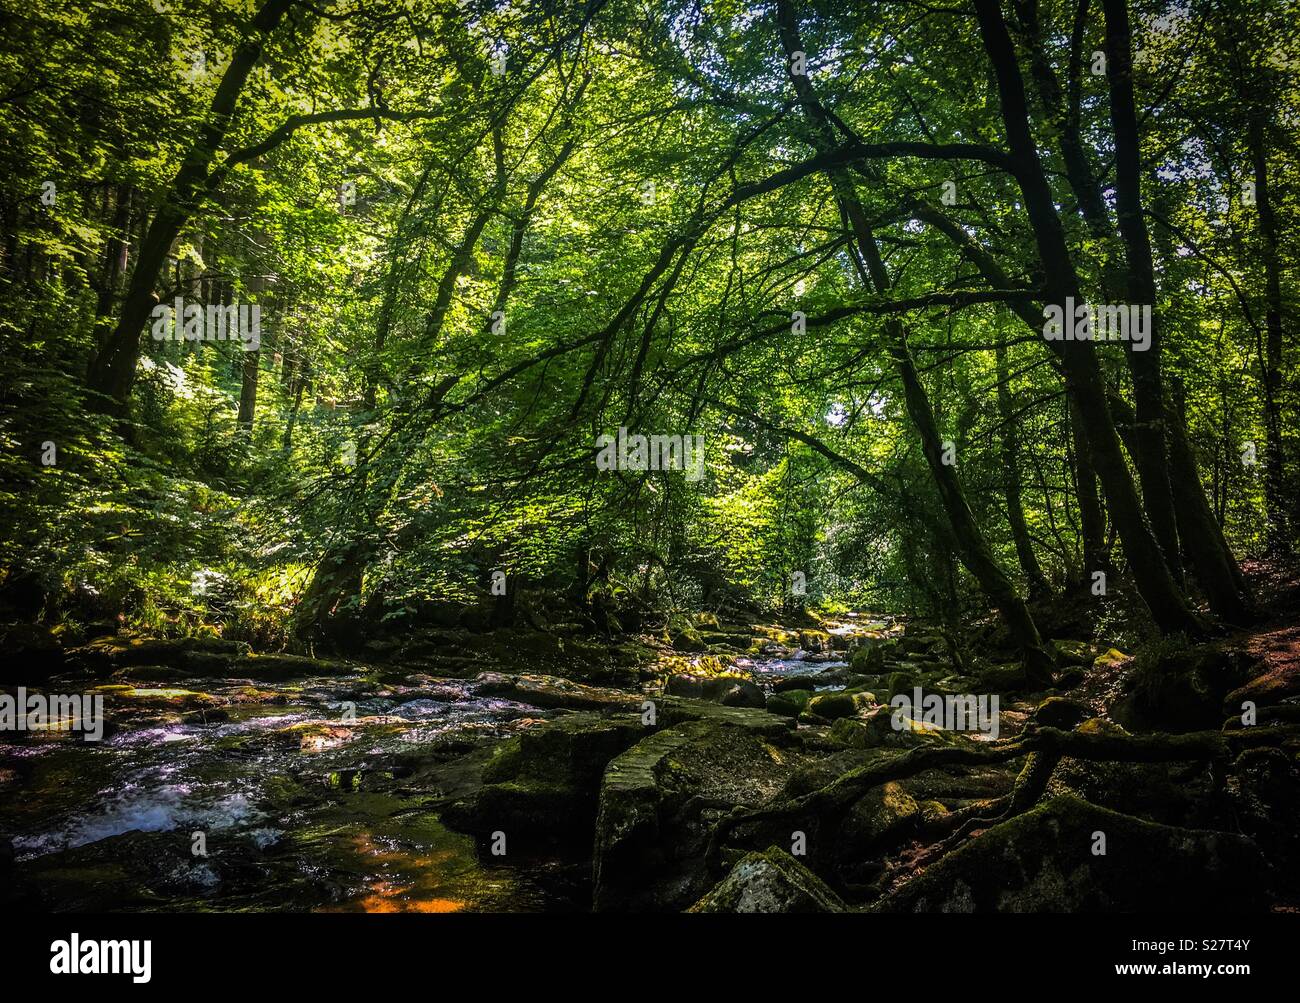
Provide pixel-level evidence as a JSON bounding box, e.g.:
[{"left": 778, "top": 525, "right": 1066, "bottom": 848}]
[
  {"left": 776, "top": 0, "right": 1057, "bottom": 683},
  {"left": 86, "top": 0, "right": 296, "bottom": 411}
]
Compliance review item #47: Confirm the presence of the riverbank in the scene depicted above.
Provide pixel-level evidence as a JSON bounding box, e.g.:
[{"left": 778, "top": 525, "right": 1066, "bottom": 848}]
[{"left": 2, "top": 597, "right": 1298, "bottom": 912}]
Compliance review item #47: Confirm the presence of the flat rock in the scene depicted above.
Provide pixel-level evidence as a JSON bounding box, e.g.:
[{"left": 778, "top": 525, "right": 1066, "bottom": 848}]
[{"left": 473, "top": 671, "right": 642, "bottom": 712}]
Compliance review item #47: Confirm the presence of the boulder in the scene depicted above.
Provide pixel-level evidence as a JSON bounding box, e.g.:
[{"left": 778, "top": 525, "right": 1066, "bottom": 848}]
[
  {"left": 440, "top": 713, "right": 646, "bottom": 853},
  {"left": 71, "top": 635, "right": 242, "bottom": 674},
  {"left": 801, "top": 689, "right": 874, "bottom": 722},
  {"left": 593, "top": 720, "right": 805, "bottom": 911},
  {"left": 1033, "top": 696, "right": 1089, "bottom": 730},
  {"left": 670, "top": 628, "right": 707, "bottom": 653},
  {"left": 664, "top": 674, "right": 765, "bottom": 709},
  {"left": 688, "top": 847, "right": 848, "bottom": 913},
  {"left": 836, "top": 781, "right": 920, "bottom": 856},
  {"left": 797, "top": 630, "right": 832, "bottom": 654},
  {"left": 1050, "top": 639, "right": 1097, "bottom": 667},
  {"left": 654, "top": 696, "right": 796, "bottom": 737},
  {"left": 765, "top": 688, "right": 812, "bottom": 718},
  {"left": 473, "top": 671, "right": 642, "bottom": 712}
]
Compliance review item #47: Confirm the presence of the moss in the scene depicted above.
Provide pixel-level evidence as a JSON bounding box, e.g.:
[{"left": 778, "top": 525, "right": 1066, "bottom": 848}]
[
  {"left": 874, "top": 794, "right": 1271, "bottom": 913},
  {"left": 765, "top": 689, "right": 812, "bottom": 718},
  {"left": 800, "top": 691, "right": 873, "bottom": 722},
  {"left": 1092, "top": 647, "right": 1132, "bottom": 669}
]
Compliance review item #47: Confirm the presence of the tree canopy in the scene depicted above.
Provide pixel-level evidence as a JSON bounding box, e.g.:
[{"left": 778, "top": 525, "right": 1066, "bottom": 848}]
[{"left": 2, "top": 0, "right": 1296, "bottom": 659}]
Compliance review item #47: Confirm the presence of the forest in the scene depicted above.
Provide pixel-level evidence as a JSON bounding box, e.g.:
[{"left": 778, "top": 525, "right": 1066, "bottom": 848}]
[{"left": 1, "top": 0, "right": 1298, "bottom": 916}]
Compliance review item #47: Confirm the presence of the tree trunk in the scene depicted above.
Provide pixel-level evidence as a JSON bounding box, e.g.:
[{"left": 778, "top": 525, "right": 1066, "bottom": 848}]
[
  {"left": 996, "top": 333, "right": 1052, "bottom": 598},
  {"left": 777, "top": 0, "right": 1056, "bottom": 682},
  {"left": 1248, "top": 114, "right": 1292, "bottom": 555},
  {"left": 85, "top": 0, "right": 296, "bottom": 411},
  {"left": 974, "top": 0, "right": 1202, "bottom": 636}
]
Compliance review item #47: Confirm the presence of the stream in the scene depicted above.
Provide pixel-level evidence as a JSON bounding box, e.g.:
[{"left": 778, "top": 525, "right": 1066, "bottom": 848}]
[{"left": 1, "top": 649, "right": 848, "bottom": 912}]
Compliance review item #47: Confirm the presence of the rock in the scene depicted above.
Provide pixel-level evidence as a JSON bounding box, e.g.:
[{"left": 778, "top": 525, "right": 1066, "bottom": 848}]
[
  {"left": 837, "top": 781, "right": 920, "bottom": 855},
  {"left": 828, "top": 716, "right": 875, "bottom": 749},
  {"left": 1093, "top": 647, "right": 1132, "bottom": 670},
  {"left": 440, "top": 713, "right": 646, "bottom": 853},
  {"left": 898, "top": 635, "right": 941, "bottom": 657},
  {"left": 593, "top": 720, "right": 806, "bottom": 911},
  {"left": 975, "top": 662, "right": 1037, "bottom": 693},
  {"left": 773, "top": 675, "right": 817, "bottom": 693},
  {"left": 693, "top": 612, "right": 720, "bottom": 629},
  {"left": 1054, "top": 667, "right": 1086, "bottom": 690},
  {"left": 664, "top": 674, "right": 765, "bottom": 709},
  {"left": 814, "top": 665, "right": 874, "bottom": 688},
  {"left": 1113, "top": 643, "right": 1252, "bottom": 732},
  {"left": 72, "top": 635, "right": 241, "bottom": 673},
  {"left": 828, "top": 704, "right": 947, "bottom": 749},
  {"left": 286, "top": 722, "right": 356, "bottom": 753},
  {"left": 110, "top": 665, "right": 190, "bottom": 683},
  {"left": 94, "top": 685, "right": 224, "bottom": 711},
  {"left": 230, "top": 652, "right": 359, "bottom": 680},
  {"left": 670, "top": 628, "right": 707, "bottom": 653},
  {"left": 798, "top": 630, "right": 832, "bottom": 654},
  {"left": 473, "top": 671, "right": 642, "bottom": 712},
  {"left": 874, "top": 794, "right": 1272, "bottom": 912},
  {"left": 654, "top": 696, "right": 796, "bottom": 737},
  {"left": 1033, "top": 696, "right": 1089, "bottom": 730},
  {"left": 1051, "top": 639, "right": 1097, "bottom": 667},
  {"left": 802, "top": 689, "right": 874, "bottom": 722},
  {"left": 688, "top": 847, "right": 848, "bottom": 913},
  {"left": 765, "top": 689, "right": 812, "bottom": 718},
  {"left": 850, "top": 641, "right": 894, "bottom": 674}
]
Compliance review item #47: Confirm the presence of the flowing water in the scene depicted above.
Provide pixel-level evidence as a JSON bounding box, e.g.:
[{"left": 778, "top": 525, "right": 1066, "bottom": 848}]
[{"left": 1, "top": 645, "right": 856, "bottom": 912}]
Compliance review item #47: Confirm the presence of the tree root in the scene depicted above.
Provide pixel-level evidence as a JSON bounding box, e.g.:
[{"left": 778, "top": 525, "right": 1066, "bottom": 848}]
[{"left": 704, "top": 723, "right": 1300, "bottom": 874}]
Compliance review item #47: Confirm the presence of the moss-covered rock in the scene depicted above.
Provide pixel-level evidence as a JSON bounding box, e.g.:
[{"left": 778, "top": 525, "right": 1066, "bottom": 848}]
[
  {"left": 850, "top": 641, "right": 895, "bottom": 674},
  {"left": 688, "top": 846, "right": 848, "bottom": 913},
  {"left": 670, "top": 628, "right": 707, "bottom": 653},
  {"left": 1093, "top": 647, "right": 1132, "bottom": 670},
  {"left": 801, "top": 689, "right": 874, "bottom": 722},
  {"left": 72, "top": 634, "right": 243, "bottom": 674},
  {"left": 765, "top": 688, "right": 812, "bottom": 718},
  {"left": 975, "top": 662, "right": 1037, "bottom": 694},
  {"left": 1033, "top": 696, "right": 1089, "bottom": 730},
  {"left": 473, "top": 671, "right": 642, "bottom": 712},
  {"left": 837, "top": 781, "right": 920, "bottom": 855},
  {"left": 665, "top": 674, "right": 764, "bottom": 708},
  {"left": 654, "top": 696, "right": 796, "bottom": 737},
  {"left": 798, "top": 629, "right": 832, "bottom": 653},
  {"left": 440, "top": 713, "right": 646, "bottom": 854},
  {"left": 873, "top": 794, "right": 1272, "bottom": 912},
  {"left": 593, "top": 720, "right": 807, "bottom": 911},
  {"left": 1051, "top": 639, "right": 1097, "bottom": 667}
]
